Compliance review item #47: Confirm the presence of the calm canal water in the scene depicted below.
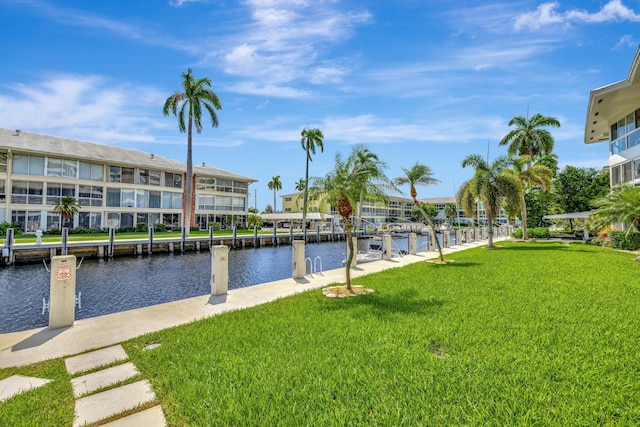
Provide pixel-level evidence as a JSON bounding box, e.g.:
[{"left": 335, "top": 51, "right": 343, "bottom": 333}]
[{"left": 0, "top": 235, "right": 441, "bottom": 333}]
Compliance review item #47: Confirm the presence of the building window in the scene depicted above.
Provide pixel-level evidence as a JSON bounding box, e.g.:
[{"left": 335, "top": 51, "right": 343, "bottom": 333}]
[
  {"left": 164, "top": 172, "right": 182, "bottom": 188},
  {"left": 233, "top": 181, "right": 248, "bottom": 194},
  {"left": 14, "top": 155, "right": 45, "bottom": 175},
  {"left": 216, "top": 195, "right": 232, "bottom": 210},
  {"left": 611, "top": 165, "right": 621, "bottom": 186},
  {"left": 78, "top": 212, "right": 102, "bottom": 229},
  {"left": 108, "top": 166, "right": 134, "bottom": 183},
  {"left": 285, "top": 197, "right": 292, "bottom": 202},
  {"left": 622, "top": 162, "right": 633, "bottom": 183},
  {"left": 138, "top": 169, "right": 150, "bottom": 185},
  {"left": 79, "top": 185, "right": 103, "bottom": 207},
  {"left": 46, "top": 183, "right": 76, "bottom": 205},
  {"left": 149, "top": 170, "right": 161, "bottom": 186},
  {"left": 136, "top": 189, "right": 148, "bottom": 208},
  {"left": 47, "top": 158, "right": 77, "bottom": 178},
  {"left": 196, "top": 177, "right": 215, "bottom": 191},
  {"left": 11, "top": 210, "right": 41, "bottom": 232},
  {"left": 149, "top": 190, "right": 161, "bottom": 209},
  {"left": 122, "top": 189, "right": 135, "bottom": 208},
  {"left": 12, "top": 181, "right": 43, "bottom": 204},
  {"left": 79, "top": 162, "right": 104, "bottom": 181},
  {"left": 106, "top": 188, "right": 121, "bottom": 207},
  {"left": 0, "top": 153, "right": 7, "bottom": 173},
  {"left": 198, "top": 195, "right": 215, "bottom": 210},
  {"left": 216, "top": 179, "right": 233, "bottom": 192},
  {"left": 232, "top": 197, "right": 245, "bottom": 211},
  {"left": 0, "top": 179, "right": 5, "bottom": 202},
  {"left": 162, "top": 191, "right": 182, "bottom": 209}
]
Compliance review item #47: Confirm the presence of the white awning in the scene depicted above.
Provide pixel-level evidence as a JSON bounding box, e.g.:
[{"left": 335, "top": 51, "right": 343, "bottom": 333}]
[{"left": 543, "top": 211, "right": 592, "bottom": 220}]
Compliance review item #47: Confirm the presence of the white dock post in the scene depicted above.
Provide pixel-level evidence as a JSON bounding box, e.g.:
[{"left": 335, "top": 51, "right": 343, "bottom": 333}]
[
  {"left": 49, "top": 255, "right": 77, "bottom": 329},
  {"left": 382, "top": 234, "right": 393, "bottom": 260},
  {"left": 292, "top": 240, "right": 306, "bottom": 279},
  {"left": 210, "top": 245, "right": 229, "bottom": 296},
  {"left": 408, "top": 232, "right": 417, "bottom": 255}
]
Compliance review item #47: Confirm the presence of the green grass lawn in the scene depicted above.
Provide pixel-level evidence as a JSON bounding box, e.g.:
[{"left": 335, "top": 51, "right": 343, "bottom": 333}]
[{"left": 2, "top": 241, "right": 640, "bottom": 425}]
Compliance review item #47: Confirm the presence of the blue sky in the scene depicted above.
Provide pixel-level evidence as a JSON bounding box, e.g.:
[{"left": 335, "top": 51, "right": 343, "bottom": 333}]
[{"left": 1, "top": 0, "right": 639, "bottom": 210}]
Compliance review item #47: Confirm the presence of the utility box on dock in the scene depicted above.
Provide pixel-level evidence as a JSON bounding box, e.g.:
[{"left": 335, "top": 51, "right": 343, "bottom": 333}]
[
  {"left": 49, "top": 255, "right": 77, "bottom": 329},
  {"left": 408, "top": 233, "right": 417, "bottom": 255},
  {"left": 210, "top": 245, "right": 230, "bottom": 296}
]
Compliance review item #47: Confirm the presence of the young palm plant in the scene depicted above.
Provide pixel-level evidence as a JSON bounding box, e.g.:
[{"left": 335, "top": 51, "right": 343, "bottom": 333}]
[
  {"left": 458, "top": 155, "right": 521, "bottom": 248},
  {"left": 309, "top": 145, "right": 393, "bottom": 290},
  {"left": 394, "top": 163, "right": 445, "bottom": 262},
  {"left": 590, "top": 184, "right": 640, "bottom": 235},
  {"left": 53, "top": 195, "right": 80, "bottom": 229},
  {"left": 163, "top": 68, "right": 222, "bottom": 235}
]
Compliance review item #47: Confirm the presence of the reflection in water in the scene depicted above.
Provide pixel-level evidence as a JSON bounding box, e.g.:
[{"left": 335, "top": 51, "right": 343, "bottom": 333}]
[{"left": 0, "top": 234, "right": 444, "bottom": 333}]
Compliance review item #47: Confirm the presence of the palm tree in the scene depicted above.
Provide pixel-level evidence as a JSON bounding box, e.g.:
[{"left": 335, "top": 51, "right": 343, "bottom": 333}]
[
  {"left": 309, "top": 144, "right": 393, "bottom": 290},
  {"left": 294, "top": 178, "right": 306, "bottom": 192},
  {"left": 294, "top": 178, "right": 306, "bottom": 211},
  {"left": 590, "top": 185, "right": 640, "bottom": 234},
  {"left": 511, "top": 156, "right": 553, "bottom": 239},
  {"left": 301, "top": 128, "right": 324, "bottom": 235},
  {"left": 267, "top": 176, "right": 282, "bottom": 213},
  {"left": 52, "top": 195, "right": 80, "bottom": 229},
  {"left": 394, "top": 163, "right": 445, "bottom": 261},
  {"left": 458, "top": 155, "right": 521, "bottom": 248},
  {"left": 444, "top": 203, "right": 458, "bottom": 226},
  {"left": 163, "top": 68, "right": 222, "bottom": 235},
  {"left": 499, "top": 113, "right": 560, "bottom": 161}
]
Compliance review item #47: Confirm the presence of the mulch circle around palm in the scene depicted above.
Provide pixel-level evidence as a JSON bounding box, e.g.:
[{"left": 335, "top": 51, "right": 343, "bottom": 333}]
[{"left": 322, "top": 285, "right": 374, "bottom": 298}]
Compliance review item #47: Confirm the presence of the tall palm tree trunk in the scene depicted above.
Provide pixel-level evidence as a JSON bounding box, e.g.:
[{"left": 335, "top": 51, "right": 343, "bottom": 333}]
[
  {"left": 413, "top": 199, "right": 444, "bottom": 262},
  {"left": 520, "top": 193, "right": 528, "bottom": 240},
  {"left": 487, "top": 209, "right": 495, "bottom": 248},
  {"left": 185, "top": 113, "right": 194, "bottom": 236},
  {"left": 303, "top": 153, "right": 310, "bottom": 238}
]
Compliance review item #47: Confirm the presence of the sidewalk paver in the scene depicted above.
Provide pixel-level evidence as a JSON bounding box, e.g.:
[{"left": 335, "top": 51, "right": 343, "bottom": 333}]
[
  {"left": 101, "top": 405, "right": 166, "bottom": 427},
  {"left": 71, "top": 362, "right": 138, "bottom": 398},
  {"left": 0, "top": 374, "right": 51, "bottom": 402},
  {"left": 73, "top": 379, "right": 156, "bottom": 427},
  {"left": 65, "top": 345, "right": 128, "bottom": 375}
]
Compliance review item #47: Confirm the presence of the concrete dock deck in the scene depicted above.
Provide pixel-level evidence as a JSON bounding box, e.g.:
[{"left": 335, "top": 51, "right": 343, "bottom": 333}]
[{"left": 0, "top": 238, "right": 502, "bottom": 368}]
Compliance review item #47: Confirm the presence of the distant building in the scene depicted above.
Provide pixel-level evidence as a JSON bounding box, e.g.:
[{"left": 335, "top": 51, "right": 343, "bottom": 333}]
[
  {"left": 280, "top": 192, "right": 509, "bottom": 226},
  {"left": 0, "top": 128, "right": 256, "bottom": 232},
  {"left": 584, "top": 46, "right": 640, "bottom": 186}
]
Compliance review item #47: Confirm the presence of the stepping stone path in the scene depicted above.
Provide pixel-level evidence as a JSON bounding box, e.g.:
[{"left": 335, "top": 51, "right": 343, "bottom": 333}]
[
  {"left": 64, "top": 344, "right": 165, "bottom": 426},
  {"left": 0, "top": 374, "right": 51, "bottom": 402}
]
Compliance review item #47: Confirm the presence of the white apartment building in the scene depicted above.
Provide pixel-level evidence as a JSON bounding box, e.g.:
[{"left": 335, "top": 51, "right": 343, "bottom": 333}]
[{"left": 0, "top": 128, "right": 256, "bottom": 232}]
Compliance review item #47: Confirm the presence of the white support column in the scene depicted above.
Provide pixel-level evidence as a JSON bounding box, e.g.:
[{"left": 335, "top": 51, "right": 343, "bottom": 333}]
[
  {"left": 292, "top": 240, "right": 306, "bottom": 279},
  {"left": 210, "top": 245, "right": 229, "bottom": 296},
  {"left": 408, "top": 232, "right": 417, "bottom": 255},
  {"left": 382, "top": 234, "right": 393, "bottom": 260},
  {"left": 49, "top": 255, "right": 77, "bottom": 329}
]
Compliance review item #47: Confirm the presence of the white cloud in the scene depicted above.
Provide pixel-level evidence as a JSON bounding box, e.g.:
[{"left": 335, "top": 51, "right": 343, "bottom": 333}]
[
  {"left": 205, "top": 1, "right": 370, "bottom": 97},
  {"left": 169, "top": 0, "right": 205, "bottom": 7},
  {"left": 0, "top": 74, "right": 165, "bottom": 145},
  {"left": 515, "top": 0, "right": 640, "bottom": 31},
  {"left": 613, "top": 34, "right": 638, "bottom": 50}
]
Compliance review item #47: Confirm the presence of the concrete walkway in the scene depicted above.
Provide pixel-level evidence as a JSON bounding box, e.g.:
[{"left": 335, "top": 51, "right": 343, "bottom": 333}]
[{"left": 0, "top": 238, "right": 504, "bottom": 369}]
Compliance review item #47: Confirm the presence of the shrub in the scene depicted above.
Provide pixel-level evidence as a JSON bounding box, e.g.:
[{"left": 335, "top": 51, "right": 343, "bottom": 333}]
[
  {"left": 136, "top": 222, "right": 148, "bottom": 232},
  {"left": 510, "top": 227, "right": 550, "bottom": 239},
  {"left": 154, "top": 223, "right": 167, "bottom": 232},
  {"left": 0, "top": 222, "right": 23, "bottom": 236},
  {"left": 608, "top": 230, "right": 640, "bottom": 251},
  {"left": 211, "top": 222, "right": 221, "bottom": 231},
  {"left": 586, "top": 237, "right": 604, "bottom": 246},
  {"left": 190, "top": 226, "right": 200, "bottom": 232},
  {"left": 70, "top": 226, "right": 91, "bottom": 234}
]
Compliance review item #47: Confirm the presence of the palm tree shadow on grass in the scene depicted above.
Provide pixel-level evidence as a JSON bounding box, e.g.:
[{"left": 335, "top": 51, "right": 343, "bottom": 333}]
[{"left": 321, "top": 288, "right": 444, "bottom": 318}]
